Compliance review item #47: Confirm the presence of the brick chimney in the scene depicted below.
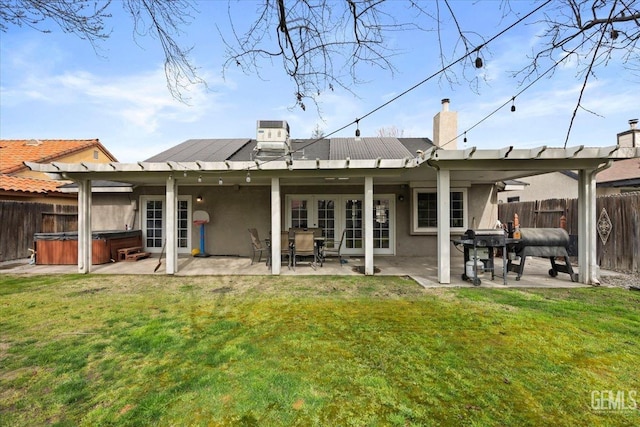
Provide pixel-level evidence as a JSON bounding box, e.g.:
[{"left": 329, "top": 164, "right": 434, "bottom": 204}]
[
  {"left": 617, "top": 119, "right": 639, "bottom": 148},
  {"left": 433, "top": 98, "right": 458, "bottom": 150}
]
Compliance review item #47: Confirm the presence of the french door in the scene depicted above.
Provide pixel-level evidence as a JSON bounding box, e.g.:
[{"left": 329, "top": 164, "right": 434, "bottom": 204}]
[
  {"left": 140, "top": 196, "right": 192, "bottom": 253},
  {"left": 288, "top": 197, "right": 339, "bottom": 249},
  {"left": 286, "top": 195, "right": 395, "bottom": 255}
]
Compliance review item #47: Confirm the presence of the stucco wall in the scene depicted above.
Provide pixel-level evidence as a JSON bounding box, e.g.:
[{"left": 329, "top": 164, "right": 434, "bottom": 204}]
[
  {"left": 91, "top": 194, "right": 137, "bottom": 231},
  {"left": 102, "top": 182, "right": 499, "bottom": 259}
]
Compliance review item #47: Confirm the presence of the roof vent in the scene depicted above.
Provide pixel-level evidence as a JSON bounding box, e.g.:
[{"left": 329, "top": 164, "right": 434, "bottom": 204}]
[{"left": 25, "top": 139, "right": 43, "bottom": 146}]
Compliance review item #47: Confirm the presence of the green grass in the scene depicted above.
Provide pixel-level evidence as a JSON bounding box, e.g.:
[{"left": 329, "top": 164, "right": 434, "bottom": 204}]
[{"left": 1, "top": 274, "right": 638, "bottom": 426}]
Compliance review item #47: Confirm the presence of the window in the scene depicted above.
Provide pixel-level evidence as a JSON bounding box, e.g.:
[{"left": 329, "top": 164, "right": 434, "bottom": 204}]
[
  {"left": 412, "top": 188, "right": 467, "bottom": 233},
  {"left": 93, "top": 150, "right": 99, "bottom": 159}
]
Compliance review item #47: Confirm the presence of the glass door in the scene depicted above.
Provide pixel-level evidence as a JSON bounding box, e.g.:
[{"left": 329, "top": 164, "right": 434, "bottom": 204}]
[
  {"left": 341, "top": 196, "right": 395, "bottom": 255},
  {"left": 286, "top": 194, "right": 394, "bottom": 255},
  {"left": 145, "top": 200, "right": 164, "bottom": 250},
  {"left": 316, "top": 198, "right": 337, "bottom": 248},
  {"left": 141, "top": 196, "right": 192, "bottom": 253},
  {"left": 286, "top": 196, "right": 338, "bottom": 247},
  {"left": 344, "top": 199, "right": 363, "bottom": 251}
]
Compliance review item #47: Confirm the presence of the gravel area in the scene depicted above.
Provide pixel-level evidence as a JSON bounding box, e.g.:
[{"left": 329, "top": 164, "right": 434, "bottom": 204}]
[{"left": 599, "top": 271, "right": 640, "bottom": 289}]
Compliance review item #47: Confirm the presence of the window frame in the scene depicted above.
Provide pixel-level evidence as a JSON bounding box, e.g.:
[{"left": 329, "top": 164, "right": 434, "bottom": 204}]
[{"left": 411, "top": 188, "right": 468, "bottom": 234}]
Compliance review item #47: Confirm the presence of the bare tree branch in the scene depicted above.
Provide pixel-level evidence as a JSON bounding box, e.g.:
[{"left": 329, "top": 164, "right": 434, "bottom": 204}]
[{"left": 122, "top": 0, "right": 205, "bottom": 103}]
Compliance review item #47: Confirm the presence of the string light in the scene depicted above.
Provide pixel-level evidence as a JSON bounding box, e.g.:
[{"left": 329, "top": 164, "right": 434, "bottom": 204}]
[
  {"left": 355, "top": 119, "right": 361, "bottom": 137},
  {"left": 228, "top": 0, "right": 552, "bottom": 166},
  {"left": 511, "top": 97, "right": 516, "bottom": 112}
]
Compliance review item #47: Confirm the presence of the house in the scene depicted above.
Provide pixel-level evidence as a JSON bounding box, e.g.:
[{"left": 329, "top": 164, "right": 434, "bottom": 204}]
[
  {"left": 25, "top": 101, "right": 640, "bottom": 284},
  {"left": 0, "top": 139, "right": 118, "bottom": 204},
  {"left": 497, "top": 119, "right": 640, "bottom": 203}
]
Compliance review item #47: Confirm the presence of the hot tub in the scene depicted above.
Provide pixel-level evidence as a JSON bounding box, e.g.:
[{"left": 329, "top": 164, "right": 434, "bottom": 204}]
[{"left": 34, "top": 230, "right": 142, "bottom": 265}]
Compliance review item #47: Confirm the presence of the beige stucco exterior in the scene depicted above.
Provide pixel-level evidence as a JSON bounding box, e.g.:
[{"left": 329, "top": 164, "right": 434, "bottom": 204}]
[{"left": 89, "top": 181, "right": 496, "bottom": 259}]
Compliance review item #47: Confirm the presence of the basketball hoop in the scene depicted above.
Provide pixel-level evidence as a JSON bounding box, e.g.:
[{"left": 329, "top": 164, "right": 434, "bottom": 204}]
[{"left": 193, "top": 210, "right": 211, "bottom": 257}]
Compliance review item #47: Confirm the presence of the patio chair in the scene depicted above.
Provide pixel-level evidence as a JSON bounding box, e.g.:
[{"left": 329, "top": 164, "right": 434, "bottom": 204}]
[
  {"left": 292, "top": 230, "right": 317, "bottom": 270},
  {"left": 280, "top": 231, "right": 292, "bottom": 269},
  {"left": 323, "top": 229, "right": 346, "bottom": 266},
  {"left": 248, "top": 228, "right": 269, "bottom": 266}
]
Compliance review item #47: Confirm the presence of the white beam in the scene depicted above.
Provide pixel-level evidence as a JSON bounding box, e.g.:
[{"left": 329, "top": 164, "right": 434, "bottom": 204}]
[
  {"left": 271, "top": 177, "right": 281, "bottom": 275},
  {"left": 165, "top": 175, "right": 178, "bottom": 274},
  {"left": 77, "top": 179, "right": 92, "bottom": 273},
  {"left": 437, "top": 169, "right": 451, "bottom": 283},
  {"left": 578, "top": 169, "right": 598, "bottom": 284},
  {"left": 364, "top": 176, "right": 374, "bottom": 275}
]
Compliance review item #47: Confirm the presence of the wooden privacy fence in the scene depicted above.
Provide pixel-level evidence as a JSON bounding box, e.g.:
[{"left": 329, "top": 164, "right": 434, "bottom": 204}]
[
  {"left": 499, "top": 192, "right": 640, "bottom": 273},
  {"left": 0, "top": 201, "right": 78, "bottom": 262}
]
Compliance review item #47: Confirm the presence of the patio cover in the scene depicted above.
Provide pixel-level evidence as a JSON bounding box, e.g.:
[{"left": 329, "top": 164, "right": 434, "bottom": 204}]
[{"left": 25, "top": 144, "right": 640, "bottom": 284}]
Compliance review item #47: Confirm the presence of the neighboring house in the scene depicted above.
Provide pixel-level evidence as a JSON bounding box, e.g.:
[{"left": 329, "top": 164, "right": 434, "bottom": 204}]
[
  {"left": 498, "top": 119, "right": 640, "bottom": 203},
  {"left": 497, "top": 171, "right": 578, "bottom": 203},
  {"left": 595, "top": 157, "right": 640, "bottom": 195},
  {"left": 26, "top": 101, "right": 640, "bottom": 284},
  {"left": 0, "top": 139, "right": 118, "bottom": 204}
]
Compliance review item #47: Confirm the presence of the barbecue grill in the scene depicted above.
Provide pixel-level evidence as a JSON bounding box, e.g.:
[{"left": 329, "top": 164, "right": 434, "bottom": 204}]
[
  {"left": 453, "top": 229, "right": 509, "bottom": 285},
  {"left": 506, "top": 228, "right": 578, "bottom": 282}
]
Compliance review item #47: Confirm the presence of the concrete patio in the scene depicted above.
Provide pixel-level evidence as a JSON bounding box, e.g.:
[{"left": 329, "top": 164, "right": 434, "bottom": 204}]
[{"left": 0, "top": 254, "right": 600, "bottom": 288}]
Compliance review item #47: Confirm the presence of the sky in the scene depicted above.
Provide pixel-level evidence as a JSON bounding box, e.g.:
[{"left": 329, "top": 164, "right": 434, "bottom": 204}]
[{"left": 1, "top": 1, "right": 637, "bottom": 163}]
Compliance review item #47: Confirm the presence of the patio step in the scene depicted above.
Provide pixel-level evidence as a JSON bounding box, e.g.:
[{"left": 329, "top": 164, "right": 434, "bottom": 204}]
[{"left": 118, "top": 246, "right": 150, "bottom": 262}]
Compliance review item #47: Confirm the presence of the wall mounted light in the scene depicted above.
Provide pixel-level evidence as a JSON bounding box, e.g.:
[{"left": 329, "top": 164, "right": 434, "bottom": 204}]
[
  {"left": 198, "top": 175, "right": 202, "bottom": 183},
  {"left": 183, "top": 171, "right": 187, "bottom": 177},
  {"left": 218, "top": 177, "right": 223, "bottom": 185},
  {"left": 246, "top": 171, "right": 251, "bottom": 183},
  {"left": 196, "top": 195, "right": 203, "bottom": 202},
  {"left": 398, "top": 195, "right": 405, "bottom": 202}
]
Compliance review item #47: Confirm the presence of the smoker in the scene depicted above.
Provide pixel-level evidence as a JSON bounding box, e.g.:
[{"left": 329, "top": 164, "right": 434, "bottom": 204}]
[
  {"left": 454, "top": 229, "right": 508, "bottom": 285},
  {"left": 506, "top": 228, "right": 578, "bottom": 282}
]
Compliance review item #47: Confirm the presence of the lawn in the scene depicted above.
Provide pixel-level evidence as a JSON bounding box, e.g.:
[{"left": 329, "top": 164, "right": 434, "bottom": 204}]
[{"left": 0, "top": 274, "right": 638, "bottom": 426}]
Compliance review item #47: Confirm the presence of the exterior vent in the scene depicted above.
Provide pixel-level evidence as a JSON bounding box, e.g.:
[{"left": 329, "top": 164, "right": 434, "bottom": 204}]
[
  {"left": 25, "top": 139, "right": 43, "bottom": 146},
  {"left": 256, "top": 120, "right": 291, "bottom": 152}
]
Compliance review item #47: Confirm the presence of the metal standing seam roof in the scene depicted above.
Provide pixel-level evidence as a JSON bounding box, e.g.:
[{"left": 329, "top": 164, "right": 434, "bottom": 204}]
[
  {"left": 330, "top": 137, "right": 414, "bottom": 160},
  {"left": 145, "top": 139, "right": 251, "bottom": 162}
]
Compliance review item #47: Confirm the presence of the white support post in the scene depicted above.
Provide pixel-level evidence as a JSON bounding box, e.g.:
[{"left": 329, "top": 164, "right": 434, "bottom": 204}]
[
  {"left": 578, "top": 169, "right": 598, "bottom": 284},
  {"left": 77, "top": 179, "right": 92, "bottom": 274},
  {"left": 271, "top": 177, "right": 281, "bottom": 275},
  {"left": 364, "top": 176, "right": 374, "bottom": 275},
  {"left": 437, "top": 169, "right": 451, "bottom": 283},
  {"left": 165, "top": 175, "right": 177, "bottom": 274}
]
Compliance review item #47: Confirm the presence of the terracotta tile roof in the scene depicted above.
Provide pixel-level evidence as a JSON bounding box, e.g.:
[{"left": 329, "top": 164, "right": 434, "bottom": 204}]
[
  {"left": 0, "top": 139, "right": 116, "bottom": 174},
  {"left": 597, "top": 158, "right": 640, "bottom": 183},
  {"left": 0, "top": 174, "right": 69, "bottom": 195}
]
